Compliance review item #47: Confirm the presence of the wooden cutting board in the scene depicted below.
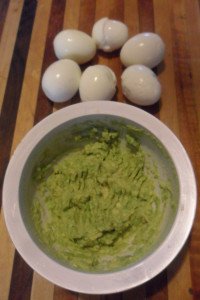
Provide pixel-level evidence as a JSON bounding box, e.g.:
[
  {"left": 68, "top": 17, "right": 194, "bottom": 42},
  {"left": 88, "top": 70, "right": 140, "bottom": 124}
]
[{"left": 0, "top": 1, "right": 200, "bottom": 299}]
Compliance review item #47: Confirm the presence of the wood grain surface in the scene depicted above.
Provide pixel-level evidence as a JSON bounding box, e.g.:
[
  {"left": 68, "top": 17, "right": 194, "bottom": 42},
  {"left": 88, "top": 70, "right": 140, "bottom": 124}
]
[{"left": 0, "top": 1, "right": 200, "bottom": 299}]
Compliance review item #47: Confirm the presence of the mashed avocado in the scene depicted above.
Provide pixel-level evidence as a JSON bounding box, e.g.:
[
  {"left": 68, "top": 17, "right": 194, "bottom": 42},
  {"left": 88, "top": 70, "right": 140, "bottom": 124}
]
[{"left": 31, "top": 128, "right": 172, "bottom": 272}]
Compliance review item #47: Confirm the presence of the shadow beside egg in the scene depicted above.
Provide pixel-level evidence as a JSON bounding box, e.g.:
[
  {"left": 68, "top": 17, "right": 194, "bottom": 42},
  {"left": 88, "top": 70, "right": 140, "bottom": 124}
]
[
  {"left": 53, "top": 91, "right": 81, "bottom": 110},
  {"left": 124, "top": 97, "right": 161, "bottom": 116},
  {"left": 97, "top": 48, "right": 121, "bottom": 60},
  {"left": 153, "top": 60, "right": 166, "bottom": 76}
]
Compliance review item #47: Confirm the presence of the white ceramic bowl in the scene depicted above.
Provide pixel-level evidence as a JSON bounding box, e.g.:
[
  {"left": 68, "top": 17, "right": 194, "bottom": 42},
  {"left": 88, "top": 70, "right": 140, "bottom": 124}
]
[{"left": 3, "top": 101, "right": 196, "bottom": 294}]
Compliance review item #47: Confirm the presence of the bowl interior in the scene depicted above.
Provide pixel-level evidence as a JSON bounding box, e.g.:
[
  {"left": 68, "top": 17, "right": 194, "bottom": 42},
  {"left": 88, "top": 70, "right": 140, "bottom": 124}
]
[{"left": 19, "top": 114, "right": 179, "bottom": 273}]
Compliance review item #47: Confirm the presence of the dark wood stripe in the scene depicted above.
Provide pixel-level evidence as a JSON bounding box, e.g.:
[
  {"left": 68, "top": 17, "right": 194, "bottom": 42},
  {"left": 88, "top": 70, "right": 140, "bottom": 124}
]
[
  {"left": 78, "top": 0, "right": 96, "bottom": 35},
  {"left": 53, "top": 285, "right": 78, "bottom": 300},
  {"left": 8, "top": 251, "right": 34, "bottom": 300},
  {"left": 34, "top": 0, "right": 66, "bottom": 124},
  {"left": 138, "top": 0, "right": 155, "bottom": 32},
  {"left": 0, "top": 0, "right": 10, "bottom": 42},
  {"left": 137, "top": 0, "right": 161, "bottom": 118},
  {"left": 109, "top": 0, "right": 124, "bottom": 22},
  {"left": 0, "top": 0, "right": 37, "bottom": 210},
  {"left": 122, "top": 284, "right": 146, "bottom": 299},
  {"left": 146, "top": 270, "right": 168, "bottom": 300},
  {"left": 170, "top": 2, "right": 200, "bottom": 298},
  {"left": 104, "top": 293, "right": 123, "bottom": 300},
  {"left": 78, "top": 0, "right": 96, "bottom": 68}
]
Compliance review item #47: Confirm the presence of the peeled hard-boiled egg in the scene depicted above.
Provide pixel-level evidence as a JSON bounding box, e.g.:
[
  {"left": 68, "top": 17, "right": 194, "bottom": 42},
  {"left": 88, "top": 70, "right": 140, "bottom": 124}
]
[
  {"left": 42, "top": 59, "right": 81, "bottom": 103},
  {"left": 121, "top": 65, "right": 161, "bottom": 106},
  {"left": 120, "top": 32, "right": 165, "bottom": 68},
  {"left": 92, "top": 17, "right": 128, "bottom": 52},
  {"left": 79, "top": 65, "right": 117, "bottom": 101},
  {"left": 53, "top": 29, "right": 96, "bottom": 64}
]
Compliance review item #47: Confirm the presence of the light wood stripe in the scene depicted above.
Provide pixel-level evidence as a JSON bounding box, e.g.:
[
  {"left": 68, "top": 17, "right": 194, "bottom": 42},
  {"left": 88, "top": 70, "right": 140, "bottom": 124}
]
[
  {"left": 167, "top": 245, "right": 192, "bottom": 300},
  {"left": 0, "top": 0, "right": 24, "bottom": 113},
  {"left": 11, "top": 0, "right": 53, "bottom": 153},
  {"left": 0, "top": 213, "right": 15, "bottom": 300},
  {"left": 53, "top": 0, "right": 81, "bottom": 112},
  {"left": 63, "top": 0, "right": 81, "bottom": 30},
  {"left": 31, "top": 273, "right": 54, "bottom": 300}
]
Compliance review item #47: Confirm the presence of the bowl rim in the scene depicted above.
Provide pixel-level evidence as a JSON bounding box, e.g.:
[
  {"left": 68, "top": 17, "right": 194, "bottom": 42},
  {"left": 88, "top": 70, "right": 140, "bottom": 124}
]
[{"left": 3, "top": 101, "right": 197, "bottom": 294}]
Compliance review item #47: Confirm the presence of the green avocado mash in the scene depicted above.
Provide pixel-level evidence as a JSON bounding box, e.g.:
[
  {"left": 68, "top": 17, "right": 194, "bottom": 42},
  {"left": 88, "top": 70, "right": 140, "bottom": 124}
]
[{"left": 31, "top": 128, "right": 172, "bottom": 272}]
